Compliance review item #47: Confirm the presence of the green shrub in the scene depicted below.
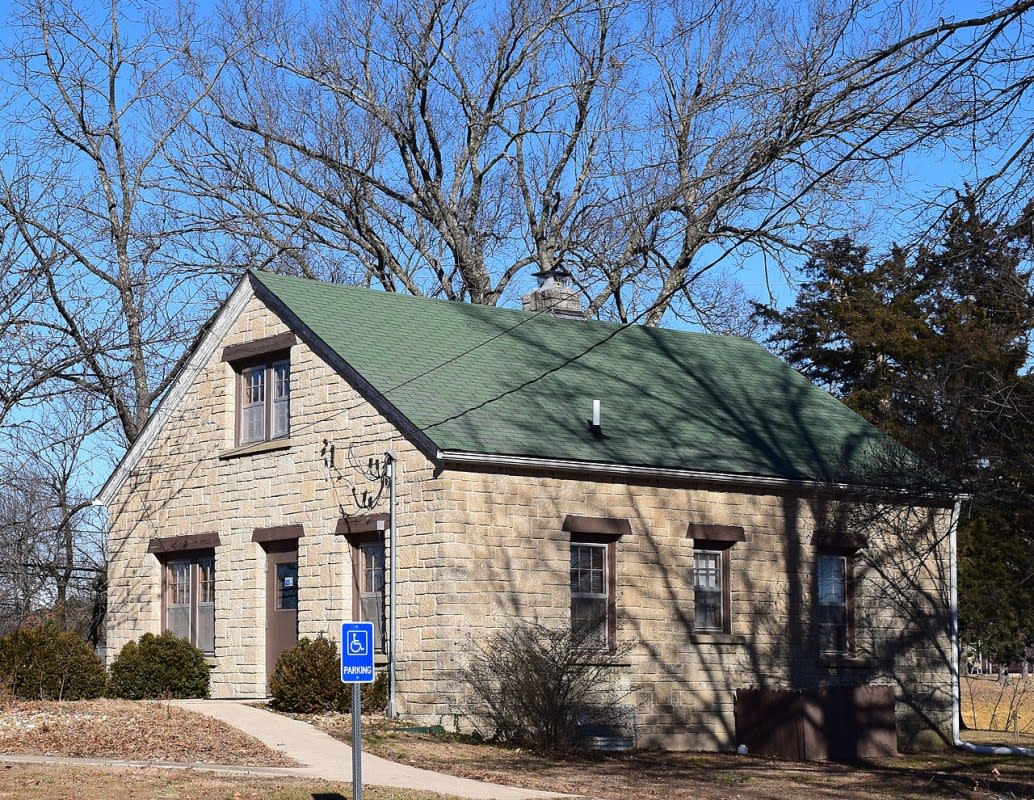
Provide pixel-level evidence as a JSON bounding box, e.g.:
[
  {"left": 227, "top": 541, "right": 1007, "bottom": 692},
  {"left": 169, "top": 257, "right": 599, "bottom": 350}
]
[
  {"left": 269, "top": 635, "right": 391, "bottom": 715},
  {"left": 361, "top": 668, "right": 389, "bottom": 714},
  {"left": 269, "top": 635, "right": 347, "bottom": 713},
  {"left": 0, "top": 623, "right": 106, "bottom": 700},
  {"left": 107, "top": 632, "right": 210, "bottom": 699}
]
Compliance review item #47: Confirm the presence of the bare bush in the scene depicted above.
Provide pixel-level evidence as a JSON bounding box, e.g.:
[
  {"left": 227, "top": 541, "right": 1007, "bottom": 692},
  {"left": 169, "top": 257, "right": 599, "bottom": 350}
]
[{"left": 457, "top": 621, "right": 636, "bottom": 753}]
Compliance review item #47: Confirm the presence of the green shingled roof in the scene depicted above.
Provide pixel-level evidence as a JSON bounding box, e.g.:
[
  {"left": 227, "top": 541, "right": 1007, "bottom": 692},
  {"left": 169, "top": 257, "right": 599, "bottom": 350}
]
[{"left": 252, "top": 271, "right": 906, "bottom": 484}]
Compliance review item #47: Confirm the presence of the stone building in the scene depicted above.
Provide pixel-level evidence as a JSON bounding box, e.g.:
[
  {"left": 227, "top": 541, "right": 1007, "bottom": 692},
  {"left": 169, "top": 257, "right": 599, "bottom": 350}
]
[{"left": 98, "top": 269, "right": 955, "bottom": 751}]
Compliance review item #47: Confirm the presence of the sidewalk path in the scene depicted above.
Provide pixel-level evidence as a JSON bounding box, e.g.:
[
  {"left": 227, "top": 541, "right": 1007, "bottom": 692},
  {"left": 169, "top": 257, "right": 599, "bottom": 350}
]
[{"left": 170, "top": 699, "right": 569, "bottom": 800}]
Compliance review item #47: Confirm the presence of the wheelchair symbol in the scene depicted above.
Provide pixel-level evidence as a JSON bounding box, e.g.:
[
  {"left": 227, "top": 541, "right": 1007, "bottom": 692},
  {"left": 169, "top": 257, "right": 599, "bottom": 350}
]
[{"left": 347, "top": 629, "right": 369, "bottom": 656}]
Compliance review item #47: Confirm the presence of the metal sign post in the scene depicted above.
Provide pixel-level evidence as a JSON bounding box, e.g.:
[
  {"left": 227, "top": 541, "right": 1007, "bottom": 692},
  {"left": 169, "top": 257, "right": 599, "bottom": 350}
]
[{"left": 341, "top": 621, "right": 375, "bottom": 800}]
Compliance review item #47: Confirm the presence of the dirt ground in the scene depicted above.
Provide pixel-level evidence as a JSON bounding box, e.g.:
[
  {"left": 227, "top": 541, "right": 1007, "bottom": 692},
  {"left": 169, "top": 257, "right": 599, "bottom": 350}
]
[{"left": 5, "top": 698, "right": 1034, "bottom": 799}]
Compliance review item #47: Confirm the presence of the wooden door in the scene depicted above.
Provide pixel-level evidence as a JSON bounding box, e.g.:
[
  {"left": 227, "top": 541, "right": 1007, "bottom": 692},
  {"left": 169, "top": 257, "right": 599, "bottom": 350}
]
[{"left": 265, "top": 544, "right": 299, "bottom": 685}]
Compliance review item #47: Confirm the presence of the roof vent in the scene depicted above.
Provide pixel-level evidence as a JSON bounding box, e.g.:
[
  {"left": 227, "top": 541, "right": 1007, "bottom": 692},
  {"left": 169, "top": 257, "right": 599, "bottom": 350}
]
[
  {"left": 588, "top": 399, "right": 604, "bottom": 437},
  {"left": 522, "top": 266, "right": 584, "bottom": 319}
]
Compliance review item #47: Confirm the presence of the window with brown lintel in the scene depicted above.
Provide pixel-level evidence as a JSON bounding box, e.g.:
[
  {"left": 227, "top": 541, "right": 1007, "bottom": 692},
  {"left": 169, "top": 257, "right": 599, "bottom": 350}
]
[
  {"left": 336, "top": 513, "right": 389, "bottom": 654},
  {"left": 222, "top": 333, "right": 296, "bottom": 447},
  {"left": 563, "top": 515, "right": 627, "bottom": 651},
  {"left": 150, "top": 533, "right": 220, "bottom": 655},
  {"left": 812, "top": 530, "right": 865, "bottom": 657},
  {"left": 687, "top": 524, "right": 745, "bottom": 635}
]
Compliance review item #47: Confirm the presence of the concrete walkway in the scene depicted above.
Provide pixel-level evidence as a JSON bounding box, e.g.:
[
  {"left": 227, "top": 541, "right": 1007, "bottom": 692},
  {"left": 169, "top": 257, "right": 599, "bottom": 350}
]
[{"left": 170, "top": 699, "right": 568, "bottom": 800}]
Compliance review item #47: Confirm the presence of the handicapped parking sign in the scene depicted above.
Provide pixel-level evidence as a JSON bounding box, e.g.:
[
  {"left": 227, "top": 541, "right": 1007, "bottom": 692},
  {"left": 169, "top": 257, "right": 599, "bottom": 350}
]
[{"left": 340, "top": 621, "right": 375, "bottom": 683}]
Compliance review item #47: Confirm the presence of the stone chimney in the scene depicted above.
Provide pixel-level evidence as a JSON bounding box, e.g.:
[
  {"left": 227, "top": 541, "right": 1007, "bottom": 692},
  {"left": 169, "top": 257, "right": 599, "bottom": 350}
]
[{"left": 521, "top": 266, "right": 584, "bottom": 319}]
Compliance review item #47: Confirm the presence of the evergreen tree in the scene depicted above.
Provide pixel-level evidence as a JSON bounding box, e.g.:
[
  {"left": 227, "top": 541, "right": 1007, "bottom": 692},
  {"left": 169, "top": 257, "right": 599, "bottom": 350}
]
[{"left": 756, "top": 193, "right": 1034, "bottom": 660}]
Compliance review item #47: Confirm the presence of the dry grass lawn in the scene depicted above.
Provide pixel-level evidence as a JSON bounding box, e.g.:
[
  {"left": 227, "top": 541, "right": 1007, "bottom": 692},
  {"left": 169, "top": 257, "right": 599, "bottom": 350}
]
[
  {"left": 961, "top": 673, "right": 1034, "bottom": 746},
  {"left": 307, "top": 711, "right": 1034, "bottom": 799},
  {"left": 0, "top": 699, "right": 297, "bottom": 766},
  {"left": 0, "top": 764, "right": 459, "bottom": 800},
  {"left": 5, "top": 696, "right": 1034, "bottom": 799}
]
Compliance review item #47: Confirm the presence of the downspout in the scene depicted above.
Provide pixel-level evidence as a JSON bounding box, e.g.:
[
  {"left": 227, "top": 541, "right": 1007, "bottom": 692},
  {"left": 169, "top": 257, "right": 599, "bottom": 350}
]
[
  {"left": 949, "top": 497, "right": 1034, "bottom": 756},
  {"left": 386, "top": 451, "right": 398, "bottom": 719}
]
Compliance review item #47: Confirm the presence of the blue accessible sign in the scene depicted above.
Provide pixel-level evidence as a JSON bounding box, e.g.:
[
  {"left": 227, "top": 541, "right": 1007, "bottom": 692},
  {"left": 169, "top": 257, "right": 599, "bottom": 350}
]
[{"left": 340, "top": 621, "right": 376, "bottom": 683}]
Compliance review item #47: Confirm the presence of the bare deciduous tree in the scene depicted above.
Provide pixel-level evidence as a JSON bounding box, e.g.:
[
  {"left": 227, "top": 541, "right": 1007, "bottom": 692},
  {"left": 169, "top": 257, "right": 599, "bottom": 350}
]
[
  {"left": 0, "top": 0, "right": 234, "bottom": 443},
  {"left": 0, "top": 401, "right": 106, "bottom": 640},
  {"left": 175, "top": 0, "right": 1034, "bottom": 325}
]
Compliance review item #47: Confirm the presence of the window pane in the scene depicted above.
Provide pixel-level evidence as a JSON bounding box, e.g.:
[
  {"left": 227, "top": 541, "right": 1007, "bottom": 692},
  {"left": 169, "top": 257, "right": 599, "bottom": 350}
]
[
  {"left": 819, "top": 605, "right": 847, "bottom": 652},
  {"left": 695, "top": 590, "right": 721, "bottom": 629},
  {"left": 694, "top": 551, "right": 721, "bottom": 590},
  {"left": 361, "top": 542, "right": 385, "bottom": 594},
  {"left": 242, "top": 367, "right": 265, "bottom": 404},
  {"left": 167, "top": 605, "right": 190, "bottom": 641},
  {"left": 273, "top": 361, "right": 290, "bottom": 399},
  {"left": 361, "top": 594, "right": 386, "bottom": 652},
  {"left": 272, "top": 361, "right": 290, "bottom": 437},
  {"left": 198, "top": 557, "right": 215, "bottom": 604},
  {"left": 197, "top": 602, "right": 215, "bottom": 654},
  {"left": 240, "top": 402, "right": 265, "bottom": 443},
  {"left": 571, "top": 596, "right": 607, "bottom": 646},
  {"left": 168, "top": 561, "right": 190, "bottom": 606},
  {"left": 570, "top": 544, "right": 606, "bottom": 596},
  {"left": 818, "top": 555, "right": 846, "bottom": 604},
  {"left": 277, "top": 562, "right": 298, "bottom": 610}
]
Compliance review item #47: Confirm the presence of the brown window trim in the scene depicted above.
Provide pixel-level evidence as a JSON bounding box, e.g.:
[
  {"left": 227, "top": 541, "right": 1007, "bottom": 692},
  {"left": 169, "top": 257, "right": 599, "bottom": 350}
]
[
  {"left": 220, "top": 438, "right": 293, "bottom": 460},
  {"left": 221, "top": 332, "right": 296, "bottom": 364},
  {"left": 148, "top": 532, "right": 221, "bottom": 554},
  {"left": 563, "top": 515, "right": 631, "bottom": 537},
  {"left": 252, "top": 524, "right": 305, "bottom": 544},
  {"left": 158, "top": 548, "right": 216, "bottom": 656},
  {"left": 812, "top": 528, "right": 867, "bottom": 552},
  {"left": 568, "top": 520, "right": 626, "bottom": 653},
  {"left": 687, "top": 525, "right": 746, "bottom": 635},
  {"left": 685, "top": 523, "right": 745, "bottom": 543},
  {"left": 334, "top": 513, "right": 390, "bottom": 536},
  {"left": 814, "top": 547, "right": 858, "bottom": 657}
]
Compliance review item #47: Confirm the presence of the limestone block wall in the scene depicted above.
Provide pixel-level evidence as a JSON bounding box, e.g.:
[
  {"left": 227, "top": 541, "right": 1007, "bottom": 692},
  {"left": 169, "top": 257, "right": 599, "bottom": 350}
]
[
  {"left": 105, "top": 294, "right": 439, "bottom": 697},
  {"left": 392, "top": 470, "right": 954, "bottom": 751}
]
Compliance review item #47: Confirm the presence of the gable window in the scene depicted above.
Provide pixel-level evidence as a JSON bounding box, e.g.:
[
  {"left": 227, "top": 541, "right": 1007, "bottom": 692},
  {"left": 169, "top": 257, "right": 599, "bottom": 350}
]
[
  {"left": 239, "top": 359, "right": 290, "bottom": 444},
  {"left": 687, "top": 524, "right": 745, "bottom": 635},
  {"left": 817, "top": 553, "right": 850, "bottom": 654},
  {"left": 563, "top": 516, "right": 629, "bottom": 651},
  {"left": 221, "top": 332, "right": 296, "bottom": 448}
]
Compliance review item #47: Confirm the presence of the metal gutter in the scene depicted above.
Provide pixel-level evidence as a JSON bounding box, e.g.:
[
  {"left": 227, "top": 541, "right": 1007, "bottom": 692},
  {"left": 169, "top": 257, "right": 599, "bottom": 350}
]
[
  {"left": 438, "top": 451, "right": 957, "bottom": 501},
  {"left": 948, "top": 497, "right": 1034, "bottom": 756}
]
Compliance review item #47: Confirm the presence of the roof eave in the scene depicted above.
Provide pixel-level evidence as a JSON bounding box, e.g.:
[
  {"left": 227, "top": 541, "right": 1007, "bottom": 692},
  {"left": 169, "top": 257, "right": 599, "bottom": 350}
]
[
  {"left": 96, "top": 274, "right": 257, "bottom": 508},
  {"left": 437, "top": 450, "right": 962, "bottom": 505},
  {"left": 249, "top": 272, "right": 441, "bottom": 464}
]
